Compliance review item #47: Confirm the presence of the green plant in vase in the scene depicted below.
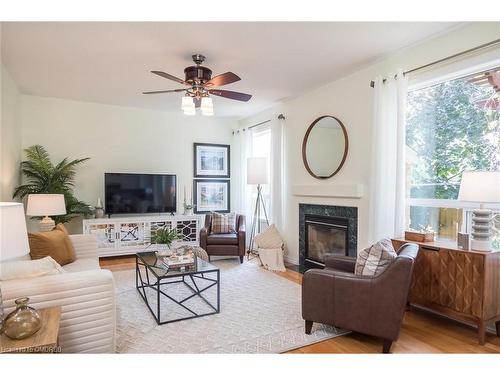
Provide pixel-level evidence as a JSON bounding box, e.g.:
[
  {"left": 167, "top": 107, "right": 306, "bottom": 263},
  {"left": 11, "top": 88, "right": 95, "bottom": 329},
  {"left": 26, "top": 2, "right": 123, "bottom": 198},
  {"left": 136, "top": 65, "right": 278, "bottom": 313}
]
[{"left": 151, "top": 228, "right": 179, "bottom": 256}]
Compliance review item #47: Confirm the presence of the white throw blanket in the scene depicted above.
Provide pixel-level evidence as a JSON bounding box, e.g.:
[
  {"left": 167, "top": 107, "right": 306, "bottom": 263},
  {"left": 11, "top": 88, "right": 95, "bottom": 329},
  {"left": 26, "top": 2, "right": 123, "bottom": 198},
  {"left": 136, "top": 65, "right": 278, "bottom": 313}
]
[{"left": 254, "top": 224, "right": 286, "bottom": 272}]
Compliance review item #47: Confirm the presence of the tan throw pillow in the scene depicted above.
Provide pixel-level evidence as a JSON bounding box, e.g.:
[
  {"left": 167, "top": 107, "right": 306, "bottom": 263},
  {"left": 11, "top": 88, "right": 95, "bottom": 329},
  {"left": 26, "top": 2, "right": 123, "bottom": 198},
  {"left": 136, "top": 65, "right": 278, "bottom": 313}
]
[
  {"left": 355, "top": 238, "right": 397, "bottom": 276},
  {"left": 211, "top": 212, "right": 236, "bottom": 234},
  {"left": 254, "top": 224, "right": 283, "bottom": 249},
  {"left": 28, "top": 228, "right": 76, "bottom": 266},
  {"left": 55, "top": 223, "right": 70, "bottom": 236}
]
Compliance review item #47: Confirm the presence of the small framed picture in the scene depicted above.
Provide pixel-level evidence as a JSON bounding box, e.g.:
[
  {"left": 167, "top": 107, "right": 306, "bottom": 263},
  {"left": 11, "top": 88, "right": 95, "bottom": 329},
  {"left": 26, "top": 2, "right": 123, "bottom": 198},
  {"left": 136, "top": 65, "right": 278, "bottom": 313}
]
[
  {"left": 194, "top": 179, "right": 230, "bottom": 213},
  {"left": 194, "top": 143, "right": 230, "bottom": 178}
]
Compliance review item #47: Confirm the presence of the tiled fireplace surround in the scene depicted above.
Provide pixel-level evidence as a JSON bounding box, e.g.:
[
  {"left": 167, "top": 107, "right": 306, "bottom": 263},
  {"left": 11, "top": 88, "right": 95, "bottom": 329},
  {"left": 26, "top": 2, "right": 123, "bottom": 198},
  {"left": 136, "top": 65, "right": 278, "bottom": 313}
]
[{"left": 299, "top": 203, "right": 358, "bottom": 271}]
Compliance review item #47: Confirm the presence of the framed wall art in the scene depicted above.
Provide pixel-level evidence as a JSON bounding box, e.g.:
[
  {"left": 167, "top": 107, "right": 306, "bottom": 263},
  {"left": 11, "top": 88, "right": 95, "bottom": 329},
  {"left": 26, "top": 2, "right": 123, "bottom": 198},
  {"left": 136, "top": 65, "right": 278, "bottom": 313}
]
[
  {"left": 194, "top": 143, "right": 230, "bottom": 178},
  {"left": 193, "top": 179, "right": 230, "bottom": 213}
]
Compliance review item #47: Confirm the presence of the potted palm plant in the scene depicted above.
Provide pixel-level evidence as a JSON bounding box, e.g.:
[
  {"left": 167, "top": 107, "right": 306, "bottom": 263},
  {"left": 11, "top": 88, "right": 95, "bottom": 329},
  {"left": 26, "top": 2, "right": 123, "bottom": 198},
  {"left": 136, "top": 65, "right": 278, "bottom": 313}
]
[
  {"left": 151, "top": 228, "right": 179, "bottom": 256},
  {"left": 13, "top": 145, "right": 92, "bottom": 223}
]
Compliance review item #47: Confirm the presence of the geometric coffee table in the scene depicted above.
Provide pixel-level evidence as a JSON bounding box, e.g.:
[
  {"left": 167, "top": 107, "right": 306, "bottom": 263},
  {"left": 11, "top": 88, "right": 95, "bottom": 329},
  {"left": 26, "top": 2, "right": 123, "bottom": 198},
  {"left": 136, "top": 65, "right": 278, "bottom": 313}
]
[{"left": 135, "top": 251, "right": 220, "bottom": 325}]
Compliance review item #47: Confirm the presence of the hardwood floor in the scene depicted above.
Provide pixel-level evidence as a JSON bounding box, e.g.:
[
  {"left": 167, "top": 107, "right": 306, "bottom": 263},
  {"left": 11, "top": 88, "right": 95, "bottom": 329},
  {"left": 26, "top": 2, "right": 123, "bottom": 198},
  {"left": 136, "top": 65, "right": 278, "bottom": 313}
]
[{"left": 100, "top": 256, "right": 500, "bottom": 354}]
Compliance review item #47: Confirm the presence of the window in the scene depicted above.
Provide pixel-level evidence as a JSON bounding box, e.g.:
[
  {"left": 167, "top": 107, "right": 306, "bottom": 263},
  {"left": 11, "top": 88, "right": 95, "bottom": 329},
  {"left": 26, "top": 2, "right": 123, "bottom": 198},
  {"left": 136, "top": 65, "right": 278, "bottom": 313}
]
[{"left": 405, "top": 66, "right": 500, "bottom": 248}]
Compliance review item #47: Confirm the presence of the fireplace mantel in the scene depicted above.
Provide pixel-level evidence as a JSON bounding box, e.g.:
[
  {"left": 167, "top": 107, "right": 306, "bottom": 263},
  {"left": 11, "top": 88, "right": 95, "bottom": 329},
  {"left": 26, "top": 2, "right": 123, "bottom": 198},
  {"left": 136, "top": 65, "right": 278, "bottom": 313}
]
[{"left": 292, "top": 184, "right": 363, "bottom": 199}]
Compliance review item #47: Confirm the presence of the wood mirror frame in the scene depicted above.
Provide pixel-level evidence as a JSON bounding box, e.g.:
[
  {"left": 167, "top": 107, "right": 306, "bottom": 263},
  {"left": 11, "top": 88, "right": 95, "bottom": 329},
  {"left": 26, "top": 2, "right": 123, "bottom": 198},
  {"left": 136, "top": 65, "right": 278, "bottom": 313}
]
[{"left": 302, "top": 115, "right": 349, "bottom": 179}]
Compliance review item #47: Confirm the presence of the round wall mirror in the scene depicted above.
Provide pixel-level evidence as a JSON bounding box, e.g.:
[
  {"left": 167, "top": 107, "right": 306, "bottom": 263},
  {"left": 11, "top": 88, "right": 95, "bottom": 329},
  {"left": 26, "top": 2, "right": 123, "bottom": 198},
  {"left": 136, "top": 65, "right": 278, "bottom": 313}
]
[{"left": 302, "top": 115, "right": 349, "bottom": 179}]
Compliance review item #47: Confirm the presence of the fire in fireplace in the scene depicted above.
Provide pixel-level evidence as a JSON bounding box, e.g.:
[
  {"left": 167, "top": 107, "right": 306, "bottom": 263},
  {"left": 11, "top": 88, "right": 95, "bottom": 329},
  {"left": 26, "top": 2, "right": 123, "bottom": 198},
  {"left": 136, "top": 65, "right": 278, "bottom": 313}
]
[{"left": 304, "top": 214, "right": 349, "bottom": 267}]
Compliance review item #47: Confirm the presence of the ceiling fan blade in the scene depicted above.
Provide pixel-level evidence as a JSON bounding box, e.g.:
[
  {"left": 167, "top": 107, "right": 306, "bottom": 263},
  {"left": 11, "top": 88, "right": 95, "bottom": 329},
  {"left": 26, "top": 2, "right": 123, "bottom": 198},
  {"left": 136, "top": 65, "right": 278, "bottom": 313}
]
[
  {"left": 194, "top": 97, "right": 202, "bottom": 108},
  {"left": 209, "top": 89, "right": 252, "bottom": 102},
  {"left": 205, "top": 72, "right": 241, "bottom": 87},
  {"left": 142, "top": 89, "right": 188, "bottom": 94},
  {"left": 151, "top": 71, "right": 188, "bottom": 85}
]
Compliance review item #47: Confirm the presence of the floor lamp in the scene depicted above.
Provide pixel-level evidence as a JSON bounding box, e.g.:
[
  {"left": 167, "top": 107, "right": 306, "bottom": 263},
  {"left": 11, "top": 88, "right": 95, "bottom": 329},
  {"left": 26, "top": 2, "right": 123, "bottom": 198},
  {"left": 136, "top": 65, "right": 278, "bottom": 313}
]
[{"left": 247, "top": 157, "right": 270, "bottom": 259}]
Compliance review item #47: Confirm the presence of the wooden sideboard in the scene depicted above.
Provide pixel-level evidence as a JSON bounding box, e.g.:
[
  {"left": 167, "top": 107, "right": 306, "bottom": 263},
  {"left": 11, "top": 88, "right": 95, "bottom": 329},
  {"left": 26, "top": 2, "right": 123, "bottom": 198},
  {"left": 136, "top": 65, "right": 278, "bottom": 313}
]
[{"left": 392, "top": 239, "right": 500, "bottom": 345}]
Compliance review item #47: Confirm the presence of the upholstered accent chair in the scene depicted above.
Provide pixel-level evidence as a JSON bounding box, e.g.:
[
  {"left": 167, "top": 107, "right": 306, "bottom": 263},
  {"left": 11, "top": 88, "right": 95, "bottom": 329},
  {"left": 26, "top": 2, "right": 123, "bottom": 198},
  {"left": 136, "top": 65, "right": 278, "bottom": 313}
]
[
  {"left": 1, "top": 234, "right": 116, "bottom": 353},
  {"left": 302, "top": 243, "right": 419, "bottom": 353},
  {"left": 200, "top": 214, "right": 246, "bottom": 263}
]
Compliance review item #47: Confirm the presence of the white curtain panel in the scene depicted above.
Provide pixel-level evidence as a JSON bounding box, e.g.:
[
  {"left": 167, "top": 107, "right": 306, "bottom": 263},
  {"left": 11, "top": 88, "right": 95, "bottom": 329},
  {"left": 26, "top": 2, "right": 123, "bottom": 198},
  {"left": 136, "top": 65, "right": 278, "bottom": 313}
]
[
  {"left": 270, "top": 118, "right": 284, "bottom": 232},
  {"left": 368, "top": 71, "right": 408, "bottom": 243},
  {"left": 233, "top": 128, "right": 253, "bottom": 225}
]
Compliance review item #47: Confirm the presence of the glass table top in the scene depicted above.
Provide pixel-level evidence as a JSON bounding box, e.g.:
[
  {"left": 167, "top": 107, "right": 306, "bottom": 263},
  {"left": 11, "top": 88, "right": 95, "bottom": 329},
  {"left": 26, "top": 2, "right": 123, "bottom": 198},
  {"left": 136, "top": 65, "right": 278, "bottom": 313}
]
[{"left": 136, "top": 251, "right": 219, "bottom": 278}]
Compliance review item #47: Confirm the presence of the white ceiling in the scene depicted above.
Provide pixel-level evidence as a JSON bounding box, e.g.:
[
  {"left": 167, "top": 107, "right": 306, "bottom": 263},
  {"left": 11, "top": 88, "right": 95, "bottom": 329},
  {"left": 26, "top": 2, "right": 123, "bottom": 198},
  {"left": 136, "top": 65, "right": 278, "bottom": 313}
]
[{"left": 1, "top": 22, "right": 460, "bottom": 118}]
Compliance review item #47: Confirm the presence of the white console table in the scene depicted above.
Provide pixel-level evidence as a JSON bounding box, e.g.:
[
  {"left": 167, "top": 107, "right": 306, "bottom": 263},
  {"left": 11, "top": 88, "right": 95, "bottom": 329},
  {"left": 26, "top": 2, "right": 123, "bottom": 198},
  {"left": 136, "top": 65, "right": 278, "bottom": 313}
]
[{"left": 82, "top": 214, "right": 203, "bottom": 257}]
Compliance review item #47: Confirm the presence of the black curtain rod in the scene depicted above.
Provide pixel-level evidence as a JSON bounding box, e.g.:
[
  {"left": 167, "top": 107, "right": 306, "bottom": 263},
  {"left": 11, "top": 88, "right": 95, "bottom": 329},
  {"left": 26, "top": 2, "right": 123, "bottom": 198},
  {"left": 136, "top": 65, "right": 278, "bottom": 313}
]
[{"left": 369, "top": 38, "right": 500, "bottom": 88}]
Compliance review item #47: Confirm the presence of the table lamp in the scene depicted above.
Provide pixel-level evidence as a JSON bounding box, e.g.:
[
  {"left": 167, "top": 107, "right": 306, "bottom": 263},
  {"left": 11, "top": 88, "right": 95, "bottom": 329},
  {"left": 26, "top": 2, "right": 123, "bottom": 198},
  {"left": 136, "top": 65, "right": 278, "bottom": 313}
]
[
  {"left": 458, "top": 171, "right": 500, "bottom": 251},
  {"left": 247, "top": 157, "right": 269, "bottom": 258},
  {"left": 26, "top": 194, "right": 66, "bottom": 232}
]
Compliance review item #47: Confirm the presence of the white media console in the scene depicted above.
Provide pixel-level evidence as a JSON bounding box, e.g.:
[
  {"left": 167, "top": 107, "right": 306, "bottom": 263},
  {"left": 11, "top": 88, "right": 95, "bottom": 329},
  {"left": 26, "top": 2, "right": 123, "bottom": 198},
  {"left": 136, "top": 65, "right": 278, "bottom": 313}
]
[{"left": 82, "top": 214, "right": 203, "bottom": 257}]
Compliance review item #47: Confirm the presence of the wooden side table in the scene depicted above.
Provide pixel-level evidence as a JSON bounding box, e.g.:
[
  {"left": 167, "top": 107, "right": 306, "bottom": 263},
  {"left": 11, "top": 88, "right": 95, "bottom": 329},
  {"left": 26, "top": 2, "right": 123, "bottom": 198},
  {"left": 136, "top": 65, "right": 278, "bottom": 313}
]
[
  {"left": 1, "top": 306, "right": 61, "bottom": 353},
  {"left": 393, "top": 239, "right": 500, "bottom": 345}
]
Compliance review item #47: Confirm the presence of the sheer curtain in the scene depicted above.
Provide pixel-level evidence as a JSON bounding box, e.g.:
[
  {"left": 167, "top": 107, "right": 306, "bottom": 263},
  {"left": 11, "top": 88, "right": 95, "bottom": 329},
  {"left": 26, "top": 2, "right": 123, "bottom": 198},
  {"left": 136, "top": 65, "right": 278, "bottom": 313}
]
[
  {"left": 368, "top": 71, "right": 408, "bottom": 243},
  {"left": 270, "top": 118, "right": 284, "bottom": 231},
  {"left": 233, "top": 128, "right": 253, "bottom": 225}
]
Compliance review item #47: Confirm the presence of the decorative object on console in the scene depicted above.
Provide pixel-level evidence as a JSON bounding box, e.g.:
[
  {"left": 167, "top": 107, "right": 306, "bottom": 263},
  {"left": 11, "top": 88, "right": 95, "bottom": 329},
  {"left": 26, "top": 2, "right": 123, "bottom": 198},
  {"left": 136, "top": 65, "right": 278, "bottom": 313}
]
[
  {"left": 247, "top": 157, "right": 270, "bottom": 258},
  {"left": 26, "top": 194, "right": 67, "bottom": 232},
  {"left": 302, "top": 116, "right": 348, "bottom": 179},
  {"left": 194, "top": 143, "right": 230, "bottom": 178},
  {"left": 404, "top": 227, "right": 435, "bottom": 243},
  {"left": 458, "top": 171, "right": 500, "bottom": 251},
  {"left": 143, "top": 54, "right": 252, "bottom": 116},
  {"left": 94, "top": 197, "right": 105, "bottom": 219},
  {"left": 4, "top": 297, "right": 42, "bottom": 340},
  {"left": 457, "top": 232, "right": 470, "bottom": 250},
  {"left": 183, "top": 185, "right": 195, "bottom": 215},
  {"left": 13, "top": 145, "right": 92, "bottom": 223},
  {"left": 193, "top": 179, "right": 230, "bottom": 213}
]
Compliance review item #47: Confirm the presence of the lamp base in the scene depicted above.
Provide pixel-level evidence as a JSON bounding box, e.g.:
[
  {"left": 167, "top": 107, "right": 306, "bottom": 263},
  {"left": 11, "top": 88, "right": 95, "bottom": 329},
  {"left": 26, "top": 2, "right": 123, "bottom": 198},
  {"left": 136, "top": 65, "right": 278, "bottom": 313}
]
[
  {"left": 39, "top": 216, "right": 55, "bottom": 232},
  {"left": 471, "top": 239, "right": 492, "bottom": 252}
]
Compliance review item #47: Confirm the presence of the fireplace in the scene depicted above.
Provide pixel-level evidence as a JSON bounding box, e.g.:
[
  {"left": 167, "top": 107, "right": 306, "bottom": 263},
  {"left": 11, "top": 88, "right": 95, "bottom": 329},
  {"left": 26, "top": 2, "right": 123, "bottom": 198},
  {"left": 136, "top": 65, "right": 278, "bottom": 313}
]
[
  {"left": 299, "top": 204, "right": 357, "bottom": 271},
  {"left": 305, "top": 215, "right": 348, "bottom": 267}
]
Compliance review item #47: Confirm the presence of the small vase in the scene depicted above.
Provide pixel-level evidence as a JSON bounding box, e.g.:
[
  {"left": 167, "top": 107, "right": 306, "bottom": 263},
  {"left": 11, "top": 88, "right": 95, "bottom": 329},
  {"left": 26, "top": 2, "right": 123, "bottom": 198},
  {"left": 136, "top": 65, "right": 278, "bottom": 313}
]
[
  {"left": 156, "top": 244, "right": 172, "bottom": 257},
  {"left": 4, "top": 297, "right": 42, "bottom": 340},
  {"left": 95, "top": 207, "right": 105, "bottom": 219}
]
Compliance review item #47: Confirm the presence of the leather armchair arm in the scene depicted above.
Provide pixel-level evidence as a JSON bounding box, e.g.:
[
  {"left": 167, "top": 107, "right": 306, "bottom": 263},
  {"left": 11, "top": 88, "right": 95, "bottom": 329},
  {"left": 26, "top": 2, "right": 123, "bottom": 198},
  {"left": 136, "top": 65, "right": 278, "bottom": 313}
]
[
  {"left": 200, "top": 227, "right": 208, "bottom": 250},
  {"left": 324, "top": 255, "right": 356, "bottom": 273},
  {"left": 237, "top": 223, "right": 246, "bottom": 256}
]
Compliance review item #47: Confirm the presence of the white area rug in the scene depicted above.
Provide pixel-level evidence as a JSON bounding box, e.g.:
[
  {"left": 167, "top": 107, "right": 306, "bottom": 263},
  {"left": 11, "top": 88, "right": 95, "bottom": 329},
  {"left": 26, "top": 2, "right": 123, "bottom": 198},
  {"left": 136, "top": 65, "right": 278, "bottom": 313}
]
[{"left": 114, "top": 259, "right": 348, "bottom": 353}]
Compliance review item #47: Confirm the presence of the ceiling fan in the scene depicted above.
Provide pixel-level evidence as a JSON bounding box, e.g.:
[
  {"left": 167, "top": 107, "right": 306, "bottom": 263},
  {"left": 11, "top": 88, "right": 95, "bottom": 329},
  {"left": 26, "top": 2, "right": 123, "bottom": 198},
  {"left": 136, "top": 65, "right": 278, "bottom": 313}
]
[{"left": 143, "top": 54, "right": 252, "bottom": 115}]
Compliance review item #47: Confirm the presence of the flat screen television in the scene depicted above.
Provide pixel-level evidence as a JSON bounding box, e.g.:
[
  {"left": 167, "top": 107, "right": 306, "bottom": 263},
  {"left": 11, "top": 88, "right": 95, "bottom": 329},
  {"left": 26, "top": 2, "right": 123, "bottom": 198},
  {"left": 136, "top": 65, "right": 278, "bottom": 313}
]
[{"left": 105, "top": 173, "right": 176, "bottom": 215}]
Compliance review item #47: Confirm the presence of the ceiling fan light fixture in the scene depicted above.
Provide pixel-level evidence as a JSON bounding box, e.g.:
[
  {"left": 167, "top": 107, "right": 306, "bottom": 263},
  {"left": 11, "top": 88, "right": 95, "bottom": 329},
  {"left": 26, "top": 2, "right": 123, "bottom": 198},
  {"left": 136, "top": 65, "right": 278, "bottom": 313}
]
[
  {"left": 200, "top": 97, "right": 213, "bottom": 110},
  {"left": 183, "top": 108, "right": 196, "bottom": 116},
  {"left": 201, "top": 108, "right": 214, "bottom": 116},
  {"left": 181, "top": 96, "right": 195, "bottom": 111}
]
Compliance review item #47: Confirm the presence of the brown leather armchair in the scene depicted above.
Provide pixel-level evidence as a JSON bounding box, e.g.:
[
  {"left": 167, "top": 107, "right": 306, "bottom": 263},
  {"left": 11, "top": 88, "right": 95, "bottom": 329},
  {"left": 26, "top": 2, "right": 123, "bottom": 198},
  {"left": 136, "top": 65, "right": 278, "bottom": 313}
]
[
  {"left": 200, "top": 214, "right": 246, "bottom": 263},
  {"left": 302, "top": 243, "right": 419, "bottom": 353}
]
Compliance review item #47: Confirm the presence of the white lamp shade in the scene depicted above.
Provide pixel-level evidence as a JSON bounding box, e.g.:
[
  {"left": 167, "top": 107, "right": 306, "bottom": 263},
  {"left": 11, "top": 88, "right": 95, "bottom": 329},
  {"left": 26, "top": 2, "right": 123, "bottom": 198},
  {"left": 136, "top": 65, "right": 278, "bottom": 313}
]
[
  {"left": 458, "top": 171, "right": 500, "bottom": 203},
  {"left": 181, "top": 96, "right": 195, "bottom": 111},
  {"left": 26, "top": 194, "right": 67, "bottom": 216},
  {"left": 0, "top": 202, "right": 30, "bottom": 261},
  {"left": 247, "top": 157, "right": 268, "bottom": 185}
]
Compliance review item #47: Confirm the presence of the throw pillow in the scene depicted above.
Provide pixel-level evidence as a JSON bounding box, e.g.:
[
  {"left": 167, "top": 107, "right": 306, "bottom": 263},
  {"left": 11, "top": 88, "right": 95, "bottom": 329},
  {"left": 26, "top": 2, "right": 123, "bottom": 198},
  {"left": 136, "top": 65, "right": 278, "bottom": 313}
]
[
  {"left": 355, "top": 238, "right": 397, "bottom": 276},
  {"left": 211, "top": 212, "right": 236, "bottom": 234},
  {"left": 254, "top": 224, "right": 283, "bottom": 249},
  {"left": 28, "top": 228, "right": 76, "bottom": 266},
  {"left": 0, "top": 256, "right": 66, "bottom": 281}
]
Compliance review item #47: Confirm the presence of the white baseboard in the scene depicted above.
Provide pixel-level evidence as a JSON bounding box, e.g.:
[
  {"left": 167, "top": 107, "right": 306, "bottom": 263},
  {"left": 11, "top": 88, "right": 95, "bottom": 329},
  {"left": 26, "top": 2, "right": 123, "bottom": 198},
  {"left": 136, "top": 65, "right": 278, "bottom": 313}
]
[{"left": 284, "top": 255, "right": 299, "bottom": 265}]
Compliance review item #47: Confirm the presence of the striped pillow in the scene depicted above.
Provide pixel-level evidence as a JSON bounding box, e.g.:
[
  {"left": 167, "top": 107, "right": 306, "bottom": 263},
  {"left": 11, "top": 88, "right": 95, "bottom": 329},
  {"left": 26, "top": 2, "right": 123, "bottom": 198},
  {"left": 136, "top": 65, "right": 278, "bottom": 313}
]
[
  {"left": 211, "top": 212, "right": 236, "bottom": 234},
  {"left": 355, "top": 238, "right": 397, "bottom": 276}
]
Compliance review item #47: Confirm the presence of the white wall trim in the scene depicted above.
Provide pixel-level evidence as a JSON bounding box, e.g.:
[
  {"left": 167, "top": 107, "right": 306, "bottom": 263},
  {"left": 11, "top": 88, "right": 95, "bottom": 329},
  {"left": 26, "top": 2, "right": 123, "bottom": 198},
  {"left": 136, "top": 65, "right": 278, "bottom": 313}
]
[
  {"left": 292, "top": 184, "right": 363, "bottom": 199},
  {"left": 284, "top": 254, "right": 299, "bottom": 265}
]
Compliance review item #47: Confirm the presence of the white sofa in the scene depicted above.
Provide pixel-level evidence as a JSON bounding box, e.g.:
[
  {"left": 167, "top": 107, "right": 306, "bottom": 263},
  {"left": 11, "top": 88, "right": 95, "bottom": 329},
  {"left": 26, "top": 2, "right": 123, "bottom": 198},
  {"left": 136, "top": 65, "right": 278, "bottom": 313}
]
[{"left": 1, "top": 234, "right": 116, "bottom": 353}]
